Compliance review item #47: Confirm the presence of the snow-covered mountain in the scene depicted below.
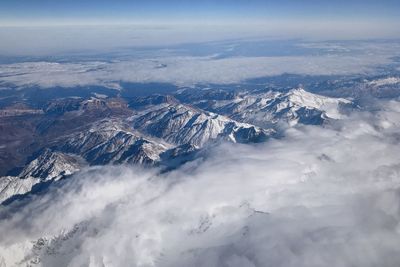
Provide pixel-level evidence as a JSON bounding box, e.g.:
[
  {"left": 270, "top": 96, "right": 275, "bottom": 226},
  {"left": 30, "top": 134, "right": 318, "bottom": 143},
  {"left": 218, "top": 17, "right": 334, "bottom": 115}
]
[
  {"left": 0, "top": 99, "right": 274, "bottom": 204},
  {"left": 131, "top": 101, "right": 273, "bottom": 146},
  {"left": 0, "top": 87, "right": 353, "bottom": 204},
  {"left": 19, "top": 149, "right": 85, "bottom": 180},
  {"left": 0, "top": 150, "right": 85, "bottom": 203},
  {"left": 192, "top": 88, "right": 352, "bottom": 128},
  {"left": 0, "top": 119, "right": 170, "bottom": 204},
  {"left": 367, "top": 77, "right": 400, "bottom": 87},
  {"left": 56, "top": 119, "right": 171, "bottom": 165}
]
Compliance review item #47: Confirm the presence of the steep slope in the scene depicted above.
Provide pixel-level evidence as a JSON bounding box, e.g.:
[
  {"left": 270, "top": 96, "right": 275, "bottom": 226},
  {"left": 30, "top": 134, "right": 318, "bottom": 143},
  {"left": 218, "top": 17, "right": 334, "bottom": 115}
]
[
  {"left": 2, "top": 90, "right": 348, "bottom": 205},
  {"left": 0, "top": 119, "right": 171, "bottom": 204},
  {"left": 131, "top": 102, "right": 273, "bottom": 147},
  {"left": 55, "top": 119, "right": 171, "bottom": 165},
  {"left": 0, "top": 150, "right": 85, "bottom": 203},
  {"left": 19, "top": 149, "right": 85, "bottom": 180},
  {"left": 197, "top": 88, "right": 352, "bottom": 128},
  {"left": 0, "top": 176, "right": 38, "bottom": 204}
]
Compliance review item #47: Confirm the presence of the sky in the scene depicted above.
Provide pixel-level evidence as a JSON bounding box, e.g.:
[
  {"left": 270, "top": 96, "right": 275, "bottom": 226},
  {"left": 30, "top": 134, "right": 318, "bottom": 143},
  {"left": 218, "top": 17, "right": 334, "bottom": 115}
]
[
  {"left": 0, "top": 0, "right": 399, "bottom": 26},
  {"left": 0, "top": 1, "right": 399, "bottom": 56}
]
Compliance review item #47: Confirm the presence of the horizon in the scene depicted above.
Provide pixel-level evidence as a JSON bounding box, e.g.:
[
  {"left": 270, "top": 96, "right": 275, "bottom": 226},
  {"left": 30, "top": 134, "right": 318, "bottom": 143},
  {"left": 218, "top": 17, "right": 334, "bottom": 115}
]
[
  {"left": 1, "top": 0, "right": 399, "bottom": 36},
  {"left": 1, "top": 1, "right": 399, "bottom": 57}
]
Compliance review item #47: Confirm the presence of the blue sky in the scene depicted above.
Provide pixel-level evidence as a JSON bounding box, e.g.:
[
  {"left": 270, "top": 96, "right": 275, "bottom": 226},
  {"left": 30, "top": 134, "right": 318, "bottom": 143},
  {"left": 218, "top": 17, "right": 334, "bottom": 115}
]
[
  {"left": 0, "top": 0, "right": 399, "bottom": 56},
  {"left": 1, "top": 0, "right": 399, "bottom": 25}
]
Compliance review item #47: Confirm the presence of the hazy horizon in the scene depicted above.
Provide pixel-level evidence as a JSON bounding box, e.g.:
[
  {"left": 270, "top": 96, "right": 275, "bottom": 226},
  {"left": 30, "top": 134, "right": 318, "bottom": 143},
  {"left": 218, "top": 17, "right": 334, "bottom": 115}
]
[{"left": 1, "top": 0, "right": 400, "bottom": 56}]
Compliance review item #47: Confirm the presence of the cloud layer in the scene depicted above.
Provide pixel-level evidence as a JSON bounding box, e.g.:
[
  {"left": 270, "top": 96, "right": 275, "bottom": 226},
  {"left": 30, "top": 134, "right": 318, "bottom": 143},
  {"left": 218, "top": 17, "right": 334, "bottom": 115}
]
[
  {"left": 0, "top": 53, "right": 395, "bottom": 89},
  {"left": 1, "top": 99, "right": 400, "bottom": 266},
  {"left": 1, "top": 40, "right": 399, "bottom": 89}
]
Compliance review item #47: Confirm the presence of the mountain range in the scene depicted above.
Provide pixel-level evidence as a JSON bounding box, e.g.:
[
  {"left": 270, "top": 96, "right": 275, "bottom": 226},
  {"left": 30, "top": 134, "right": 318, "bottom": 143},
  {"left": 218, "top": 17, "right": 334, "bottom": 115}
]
[{"left": 0, "top": 87, "right": 353, "bottom": 204}]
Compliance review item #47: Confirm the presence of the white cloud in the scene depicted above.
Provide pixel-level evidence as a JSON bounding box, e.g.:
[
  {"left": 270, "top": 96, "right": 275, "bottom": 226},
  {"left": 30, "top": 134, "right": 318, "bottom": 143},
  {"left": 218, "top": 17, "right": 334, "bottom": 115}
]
[
  {"left": 1, "top": 99, "right": 400, "bottom": 266},
  {"left": 0, "top": 52, "right": 395, "bottom": 89}
]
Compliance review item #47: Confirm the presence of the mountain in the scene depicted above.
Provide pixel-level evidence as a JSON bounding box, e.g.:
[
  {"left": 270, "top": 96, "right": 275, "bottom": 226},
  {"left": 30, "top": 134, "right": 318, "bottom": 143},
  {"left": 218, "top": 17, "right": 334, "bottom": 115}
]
[
  {"left": 306, "top": 75, "right": 400, "bottom": 99},
  {"left": 187, "top": 88, "right": 352, "bottom": 128},
  {"left": 0, "top": 149, "right": 85, "bottom": 203},
  {"left": 0, "top": 87, "right": 353, "bottom": 204},
  {"left": 0, "top": 96, "right": 274, "bottom": 204},
  {"left": 55, "top": 119, "right": 171, "bottom": 165},
  {"left": 18, "top": 149, "right": 85, "bottom": 180},
  {"left": 131, "top": 100, "right": 274, "bottom": 146},
  {"left": 367, "top": 77, "right": 400, "bottom": 87}
]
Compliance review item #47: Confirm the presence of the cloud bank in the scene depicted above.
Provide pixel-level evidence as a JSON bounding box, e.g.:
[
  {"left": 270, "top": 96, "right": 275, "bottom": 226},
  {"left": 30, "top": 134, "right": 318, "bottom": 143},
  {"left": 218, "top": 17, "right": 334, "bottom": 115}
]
[
  {"left": 1, "top": 39, "right": 399, "bottom": 89},
  {"left": 1, "top": 99, "right": 400, "bottom": 266},
  {"left": 0, "top": 53, "right": 395, "bottom": 89}
]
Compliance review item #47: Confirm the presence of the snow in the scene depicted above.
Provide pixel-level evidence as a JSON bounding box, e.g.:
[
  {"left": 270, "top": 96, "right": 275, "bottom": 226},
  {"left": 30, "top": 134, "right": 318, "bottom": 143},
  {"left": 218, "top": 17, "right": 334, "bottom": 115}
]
[
  {"left": 368, "top": 77, "right": 400, "bottom": 87},
  {"left": 286, "top": 88, "right": 350, "bottom": 119},
  {"left": 131, "top": 102, "right": 271, "bottom": 147},
  {"left": 210, "top": 88, "right": 351, "bottom": 127},
  {"left": 0, "top": 176, "right": 38, "bottom": 203},
  {"left": 0, "top": 88, "right": 350, "bottom": 204}
]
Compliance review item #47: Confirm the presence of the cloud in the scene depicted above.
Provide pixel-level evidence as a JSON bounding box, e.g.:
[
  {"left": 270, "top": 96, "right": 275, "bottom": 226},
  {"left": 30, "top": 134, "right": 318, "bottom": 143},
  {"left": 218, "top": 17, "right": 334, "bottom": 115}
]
[
  {"left": 0, "top": 52, "right": 396, "bottom": 89},
  {"left": 1, "top": 40, "right": 399, "bottom": 89},
  {"left": 1, "top": 99, "right": 400, "bottom": 266}
]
